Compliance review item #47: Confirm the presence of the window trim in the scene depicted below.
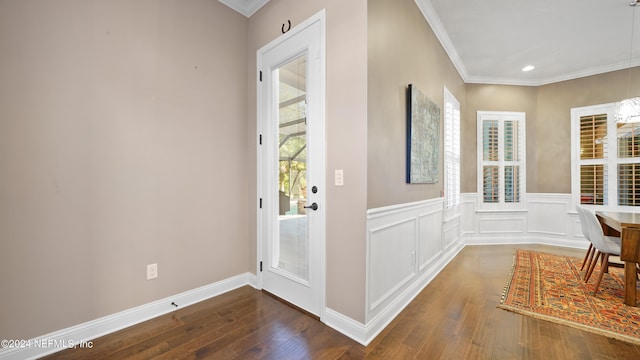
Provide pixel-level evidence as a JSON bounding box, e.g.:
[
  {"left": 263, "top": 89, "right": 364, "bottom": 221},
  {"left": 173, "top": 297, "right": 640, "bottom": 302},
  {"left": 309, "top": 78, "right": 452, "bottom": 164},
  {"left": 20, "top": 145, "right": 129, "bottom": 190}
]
[
  {"left": 570, "top": 102, "right": 640, "bottom": 211},
  {"left": 476, "top": 111, "right": 527, "bottom": 210}
]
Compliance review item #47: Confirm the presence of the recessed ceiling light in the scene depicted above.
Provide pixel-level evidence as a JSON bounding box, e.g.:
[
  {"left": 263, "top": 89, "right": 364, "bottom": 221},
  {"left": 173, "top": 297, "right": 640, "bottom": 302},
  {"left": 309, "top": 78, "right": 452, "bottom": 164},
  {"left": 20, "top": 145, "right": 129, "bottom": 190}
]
[{"left": 522, "top": 65, "right": 535, "bottom": 72}]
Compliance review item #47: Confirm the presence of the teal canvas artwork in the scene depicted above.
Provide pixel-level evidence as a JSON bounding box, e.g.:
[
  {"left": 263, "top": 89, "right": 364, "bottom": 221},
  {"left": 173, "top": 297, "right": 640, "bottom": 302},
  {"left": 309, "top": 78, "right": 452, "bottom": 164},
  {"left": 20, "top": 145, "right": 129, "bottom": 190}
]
[{"left": 407, "top": 84, "right": 440, "bottom": 184}]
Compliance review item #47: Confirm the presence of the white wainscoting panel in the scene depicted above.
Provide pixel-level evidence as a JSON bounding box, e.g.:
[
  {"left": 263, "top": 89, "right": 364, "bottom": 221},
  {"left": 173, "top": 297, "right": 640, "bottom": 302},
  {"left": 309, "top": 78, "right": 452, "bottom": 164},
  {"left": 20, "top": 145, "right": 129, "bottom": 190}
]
[
  {"left": 461, "top": 193, "right": 477, "bottom": 235},
  {"left": 463, "top": 193, "right": 588, "bottom": 249},
  {"left": 364, "top": 198, "right": 463, "bottom": 344},
  {"left": 528, "top": 194, "right": 572, "bottom": 236},
  {"left": 573, "top": 217, "right": 585, "bottom": 238},
  {"left": 418, "top": 209, "right": 443, "bottom": 271},
  {"left": 443, "top": 215, "right": 461, "bottom": 250},
  {"left": 478, "top": 215, "right": 526, "bottom": 234},
  {"left": 368, "top": 218, "right": 417, "bottom": 310}
]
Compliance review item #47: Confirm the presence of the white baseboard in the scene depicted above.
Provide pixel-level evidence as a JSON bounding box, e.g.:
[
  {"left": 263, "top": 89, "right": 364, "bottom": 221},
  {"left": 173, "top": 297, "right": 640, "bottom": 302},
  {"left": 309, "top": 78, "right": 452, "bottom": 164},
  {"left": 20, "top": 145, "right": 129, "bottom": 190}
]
[
  {"left": 0, "top": 272, "right": 258, "bottom": 360},
  {"left": 464, "top": 235, "right": 588, "bottom": 250},
  {"left": 323, "top": 308, "right": 368, "bottom": 345}
]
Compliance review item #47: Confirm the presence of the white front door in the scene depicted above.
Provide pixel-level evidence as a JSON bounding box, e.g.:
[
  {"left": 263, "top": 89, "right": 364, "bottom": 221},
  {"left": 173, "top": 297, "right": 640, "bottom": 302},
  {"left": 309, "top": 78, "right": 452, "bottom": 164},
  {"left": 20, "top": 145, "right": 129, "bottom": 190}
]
[{"left": 257, "top": 11, "right": 325, "bottom": 317}]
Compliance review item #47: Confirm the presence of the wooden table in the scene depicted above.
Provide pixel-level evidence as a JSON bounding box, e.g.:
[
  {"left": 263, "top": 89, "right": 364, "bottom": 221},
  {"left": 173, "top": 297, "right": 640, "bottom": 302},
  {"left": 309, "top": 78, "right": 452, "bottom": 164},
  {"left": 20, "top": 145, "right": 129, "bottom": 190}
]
[{"left": 595, "top": 211, "right": 640, "bottom": 306}]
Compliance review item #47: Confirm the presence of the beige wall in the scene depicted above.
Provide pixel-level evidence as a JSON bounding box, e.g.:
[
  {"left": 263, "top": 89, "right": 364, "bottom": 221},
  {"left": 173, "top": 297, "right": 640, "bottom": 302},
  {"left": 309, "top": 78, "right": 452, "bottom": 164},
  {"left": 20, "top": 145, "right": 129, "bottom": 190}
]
[
  {"left": 0, "top": 0, "right": 250, "bottom": 339},
  {"left": 534, "top": 69, "right": 640, "bottom": 193},
  {"left": 464, "top": 68, "right": 640, "bottom": 194},
  {"left": 367, "top": 0, "right": 465, "bottom": 209},
  {"left": 247, "top": 0, "right": 368, "bottom": 322},
  {"left": 463, "top": 85, "right": 538, "bottom": 193}
]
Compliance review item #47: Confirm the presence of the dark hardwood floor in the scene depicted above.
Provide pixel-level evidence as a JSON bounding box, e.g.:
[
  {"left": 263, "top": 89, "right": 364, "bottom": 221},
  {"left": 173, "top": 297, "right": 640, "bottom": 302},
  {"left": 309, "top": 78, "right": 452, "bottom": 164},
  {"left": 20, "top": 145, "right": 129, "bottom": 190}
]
[{"left": 43, "top": 245, "right": 640, "bottom": 359}]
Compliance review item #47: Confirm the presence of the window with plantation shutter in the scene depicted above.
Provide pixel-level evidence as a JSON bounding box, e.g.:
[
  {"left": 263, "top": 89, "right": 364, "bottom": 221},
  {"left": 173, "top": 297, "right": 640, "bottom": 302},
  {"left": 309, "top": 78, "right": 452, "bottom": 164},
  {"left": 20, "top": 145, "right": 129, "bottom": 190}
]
[
  {"left": 483, "top": 165, "right": 499, "bottom": 203},
  {"left": 617, "top": 122, "right": 640, "bottom": 206},
  {"left": 444, "top": 87, "right": 460, "bottom": 214},
  {"left": 571, "top": 103, "right": 640, "bottom": 210},
  {"left": 482, "top": 120, "right": 499, "bottom": 203},
  {"left": 579, "top": 114, "right": 607, "bottom": 205},
  {"left": 477, "top": 111, "right": 526, "bottom": 209}
]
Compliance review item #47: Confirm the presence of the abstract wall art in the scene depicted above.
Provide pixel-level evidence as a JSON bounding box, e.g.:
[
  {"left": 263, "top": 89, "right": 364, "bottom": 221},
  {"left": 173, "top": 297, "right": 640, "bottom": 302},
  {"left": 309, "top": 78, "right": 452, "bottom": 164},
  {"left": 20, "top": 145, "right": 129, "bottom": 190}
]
[{"left": 406, "top": 84, "right": 440, "bottom": 184}]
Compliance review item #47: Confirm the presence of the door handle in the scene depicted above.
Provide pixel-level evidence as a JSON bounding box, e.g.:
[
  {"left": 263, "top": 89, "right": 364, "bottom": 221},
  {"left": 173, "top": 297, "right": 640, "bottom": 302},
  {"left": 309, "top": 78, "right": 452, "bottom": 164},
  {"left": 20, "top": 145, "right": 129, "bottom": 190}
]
[{"left": 304, "top": 203, "right": 318, "bottom": 211}]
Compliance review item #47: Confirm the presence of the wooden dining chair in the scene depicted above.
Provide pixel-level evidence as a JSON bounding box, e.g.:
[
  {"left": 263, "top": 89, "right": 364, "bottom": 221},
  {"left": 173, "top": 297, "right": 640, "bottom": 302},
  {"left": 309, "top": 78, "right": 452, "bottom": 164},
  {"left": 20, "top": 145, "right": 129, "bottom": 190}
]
[{"left": 581, "top": 207, "right": 623, "bottom": 296}]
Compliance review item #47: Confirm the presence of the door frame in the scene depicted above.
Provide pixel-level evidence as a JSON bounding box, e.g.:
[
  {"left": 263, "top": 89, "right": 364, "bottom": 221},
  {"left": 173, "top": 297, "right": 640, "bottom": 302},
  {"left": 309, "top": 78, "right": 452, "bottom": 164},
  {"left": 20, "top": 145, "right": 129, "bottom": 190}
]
[{"left": 256, "top": 9, "right": 326, "bottom": 320}]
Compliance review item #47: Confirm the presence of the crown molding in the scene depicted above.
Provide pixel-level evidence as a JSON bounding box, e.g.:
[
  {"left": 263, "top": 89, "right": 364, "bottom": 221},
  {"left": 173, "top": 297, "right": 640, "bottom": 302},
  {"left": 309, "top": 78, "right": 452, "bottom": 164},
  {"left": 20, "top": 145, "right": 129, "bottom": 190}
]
[
  {"left": 414, "top": 0, "right": 470, "bottom": 83},
  {"left": 218, "top": 0, "right": 269, "bottom": 17},
  {"left": 415, "top": 0, "right": 640, "bottom": 86}
]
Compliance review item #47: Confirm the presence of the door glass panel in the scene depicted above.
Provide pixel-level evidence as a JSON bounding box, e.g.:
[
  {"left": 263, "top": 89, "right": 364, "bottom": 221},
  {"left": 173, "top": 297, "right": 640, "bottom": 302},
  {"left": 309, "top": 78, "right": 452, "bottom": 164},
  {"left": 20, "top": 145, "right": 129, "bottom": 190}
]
[{"left": 273, "top": 54, "right": 308, "bottom": 281}]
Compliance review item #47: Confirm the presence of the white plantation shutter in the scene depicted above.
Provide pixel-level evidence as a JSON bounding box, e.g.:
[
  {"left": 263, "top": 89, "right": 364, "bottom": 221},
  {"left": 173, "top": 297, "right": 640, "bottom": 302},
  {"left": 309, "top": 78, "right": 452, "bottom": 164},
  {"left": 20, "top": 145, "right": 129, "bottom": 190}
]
[
  {"left": 579, "top": 114, "right": 607, "bottom": 205},
  {"left": 482, "top": 119, "right": 499, "bottom": 203},
  {"left": 617, "top": 122, "right": 640, "bottom": 206},
  {"left": 504, "top": 120, "right": 521, "bottom": 203},
  {"left": 618, "top": 163, "right": 640, "bottom": 205},
  {"left": 572, "top": 103, "right": 640, "bottom": 210},
  {"left": 444, "top": 88, "right": 460, "bottom": 211},
  {"left": 483, "top": 165, "right": 499, "bottom": 203},
  {"left": 477, "top": 112, "right": 526, "bottom": 208}
]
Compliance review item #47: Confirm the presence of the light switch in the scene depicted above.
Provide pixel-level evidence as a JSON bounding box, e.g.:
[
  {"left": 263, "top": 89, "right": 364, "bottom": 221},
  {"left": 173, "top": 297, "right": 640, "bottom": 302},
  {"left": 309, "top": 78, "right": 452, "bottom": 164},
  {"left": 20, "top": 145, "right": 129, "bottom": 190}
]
[{"left": 335, "top": 169, "right": 344, "bottom": 186}]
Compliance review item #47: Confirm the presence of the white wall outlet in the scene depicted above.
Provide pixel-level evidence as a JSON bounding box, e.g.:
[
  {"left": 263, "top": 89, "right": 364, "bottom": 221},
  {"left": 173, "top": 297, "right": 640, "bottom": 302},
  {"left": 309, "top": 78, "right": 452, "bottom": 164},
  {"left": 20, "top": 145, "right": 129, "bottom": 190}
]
[
  {"left": 147, "top": 263, "right": 158, "bottom": 280},
  {"left": 335, "top": 169, "right": 344, "bottom": 186}
]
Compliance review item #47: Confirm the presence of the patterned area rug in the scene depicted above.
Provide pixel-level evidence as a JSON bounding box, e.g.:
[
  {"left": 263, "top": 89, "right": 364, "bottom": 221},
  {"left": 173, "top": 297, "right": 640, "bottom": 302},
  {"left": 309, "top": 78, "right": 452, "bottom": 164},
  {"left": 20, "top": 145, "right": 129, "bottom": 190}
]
[{"left": 499, "top": 249, "right": 640, "bottom": 344}]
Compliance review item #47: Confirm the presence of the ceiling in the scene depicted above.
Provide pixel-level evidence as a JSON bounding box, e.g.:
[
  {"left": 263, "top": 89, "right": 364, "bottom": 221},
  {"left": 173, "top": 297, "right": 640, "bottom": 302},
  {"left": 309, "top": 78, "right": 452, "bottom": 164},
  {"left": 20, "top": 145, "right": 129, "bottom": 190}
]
[
  {"left": 222, "top": 0, "right": 640, "bottom": 86},
  {"left": 421, "top": 0, "right": 640, "bottom": 86}
]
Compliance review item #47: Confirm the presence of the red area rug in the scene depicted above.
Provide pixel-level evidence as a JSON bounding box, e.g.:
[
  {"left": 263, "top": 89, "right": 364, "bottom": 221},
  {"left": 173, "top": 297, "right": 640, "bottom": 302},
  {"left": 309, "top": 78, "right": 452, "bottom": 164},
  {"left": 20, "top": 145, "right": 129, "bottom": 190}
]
[{"left": 498, "top": 249, "right": 640, "bottom": 344}]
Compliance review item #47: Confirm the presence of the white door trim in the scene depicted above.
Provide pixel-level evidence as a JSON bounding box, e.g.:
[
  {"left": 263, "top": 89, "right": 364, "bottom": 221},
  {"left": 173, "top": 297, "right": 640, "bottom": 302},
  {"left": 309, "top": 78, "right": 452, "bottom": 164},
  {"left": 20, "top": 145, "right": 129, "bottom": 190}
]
[{"left": 256, "top": 9, "right": 326, "bottom": 321}]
